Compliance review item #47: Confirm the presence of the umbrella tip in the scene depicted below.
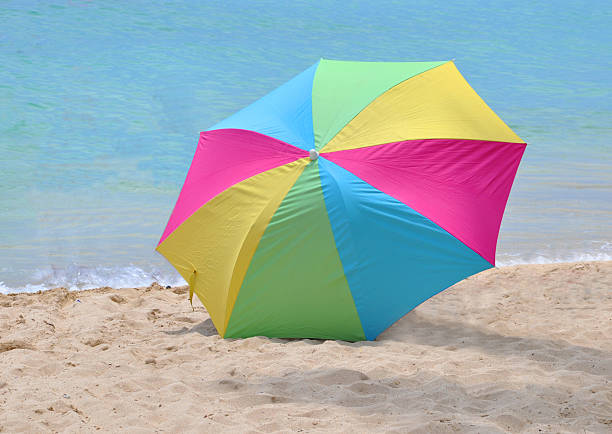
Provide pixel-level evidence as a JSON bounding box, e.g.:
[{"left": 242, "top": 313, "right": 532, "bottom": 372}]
[{"left": 309, "top": 149, "right": 319, "bottom": 161}]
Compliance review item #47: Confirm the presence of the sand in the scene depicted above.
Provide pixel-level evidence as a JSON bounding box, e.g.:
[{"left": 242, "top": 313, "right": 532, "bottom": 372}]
[{"left": 0, "top": 261, "right": 610, "bottom": 433}]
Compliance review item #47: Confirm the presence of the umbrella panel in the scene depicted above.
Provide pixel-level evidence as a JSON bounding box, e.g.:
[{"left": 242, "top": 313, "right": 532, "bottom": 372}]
[
  {"left": 157, "top": 160, "right": 307, "bottom": 335},
  {"left": 312, "top": 59, "right": 445, "bottom": 150},
  {"left": 321, "top": 61, "right": 522, "bottom": 153},
  {"left": 225, "top": 161, "right": 365, "bottom": 341},
  {"left": 318, "top": 157, "right": 492, "bottom": 339}
]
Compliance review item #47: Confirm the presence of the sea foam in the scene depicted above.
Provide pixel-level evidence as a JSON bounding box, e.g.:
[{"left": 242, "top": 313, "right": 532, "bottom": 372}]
[
  {"left": 2, "top": 250, "right": 611, "bottom": 294},
  {"left": 0, "top": 264, "right": 186, "bottom": 294}
]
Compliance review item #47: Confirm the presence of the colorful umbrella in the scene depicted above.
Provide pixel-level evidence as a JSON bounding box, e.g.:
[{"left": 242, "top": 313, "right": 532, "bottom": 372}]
[{"left": 157, "top": 59, "right": 526, "bottom": 341}]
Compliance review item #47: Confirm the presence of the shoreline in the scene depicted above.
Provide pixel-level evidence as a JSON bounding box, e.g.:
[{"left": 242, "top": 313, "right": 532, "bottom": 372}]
[
  {"left": 3, "top": 255, "right": 612, "bottom": 295},
  {"left": 1, "top": 261, "right": 611, "bottom": 432},
  {"left": 3, "top": 259, "right": 611, "bottom": 297}
]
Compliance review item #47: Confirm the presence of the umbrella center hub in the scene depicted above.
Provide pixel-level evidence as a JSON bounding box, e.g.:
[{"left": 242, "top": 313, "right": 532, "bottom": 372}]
[{"left": 309, "top": 149, "right": 319, "bottom": 161}]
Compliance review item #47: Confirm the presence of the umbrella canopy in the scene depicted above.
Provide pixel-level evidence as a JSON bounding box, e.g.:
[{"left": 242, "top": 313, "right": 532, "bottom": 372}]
[{"left": 157, "top": 59, "right": 526, "bottom": 341}]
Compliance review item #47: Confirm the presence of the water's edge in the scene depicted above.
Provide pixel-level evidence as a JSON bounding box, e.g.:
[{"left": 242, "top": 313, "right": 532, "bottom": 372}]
[{"left": 3, "top": 254, "right": 610, "bottom": 294}]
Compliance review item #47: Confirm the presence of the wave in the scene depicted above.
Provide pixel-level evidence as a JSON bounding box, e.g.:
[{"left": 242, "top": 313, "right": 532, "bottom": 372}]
[
  {"left": 496, "top": 251, "right": 612, "bottom": 267},
  {"left": 2, "top": 251, "right": 611, "bottom": 294},
  {"left": 0, "top": 264, "right": 186, "bottom": 294}
]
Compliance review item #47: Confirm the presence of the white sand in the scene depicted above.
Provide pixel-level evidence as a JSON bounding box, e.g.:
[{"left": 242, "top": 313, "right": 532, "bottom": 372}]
[{"left": 1, "top": 261, "right": 611, "bottom": 433}]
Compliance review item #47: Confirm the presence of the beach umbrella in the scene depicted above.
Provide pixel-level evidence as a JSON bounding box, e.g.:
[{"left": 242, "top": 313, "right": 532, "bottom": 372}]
[{"left": 157, "top": 59, "right": 526, "bottom": 341}]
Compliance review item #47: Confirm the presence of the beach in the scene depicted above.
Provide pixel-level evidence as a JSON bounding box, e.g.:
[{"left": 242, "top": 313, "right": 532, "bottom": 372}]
[
  {"left": 2, "top": 2, "right": 611, "bottom": 433},
  {"left": 1, "top": 261, "right": 610, "bottom": 433}
]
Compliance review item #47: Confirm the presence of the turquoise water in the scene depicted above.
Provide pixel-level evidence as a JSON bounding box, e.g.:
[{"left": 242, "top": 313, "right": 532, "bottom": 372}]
[{"left": 1, "top": 1, "right": 611, "bottom": 292}]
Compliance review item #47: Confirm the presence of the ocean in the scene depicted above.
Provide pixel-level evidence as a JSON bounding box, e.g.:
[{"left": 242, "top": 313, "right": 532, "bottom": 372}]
[{"left": 1, "top": 0, "right": 611, "bottom": 292}]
